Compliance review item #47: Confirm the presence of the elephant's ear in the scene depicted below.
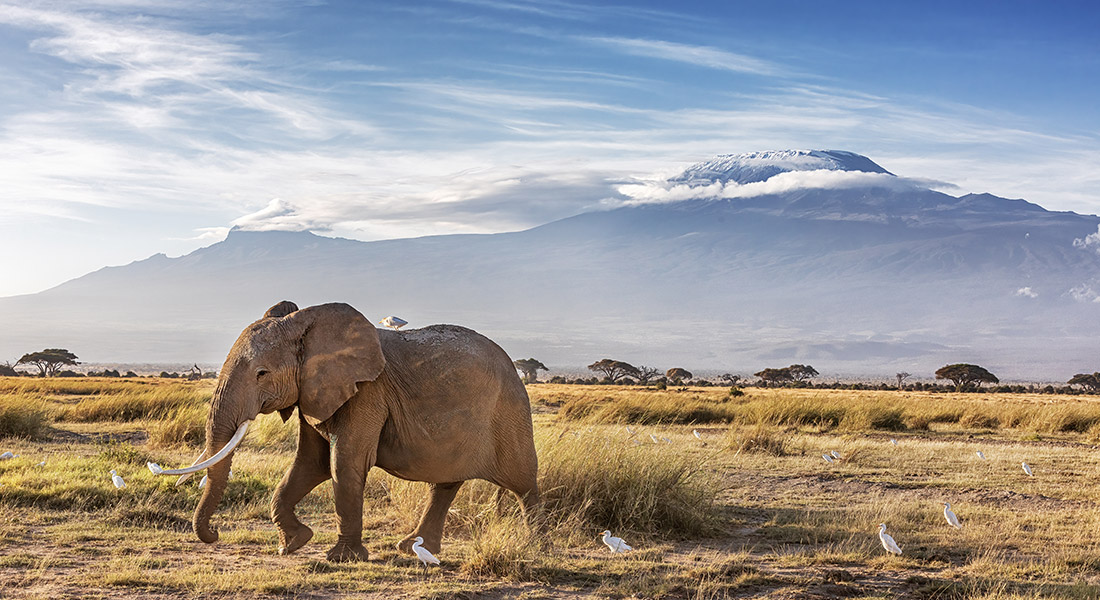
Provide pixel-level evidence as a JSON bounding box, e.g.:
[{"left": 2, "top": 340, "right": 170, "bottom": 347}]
[
  {"left": 264, "top": 300, "right": 299, "bottom": 319},
  {"left": 291, "top": 303, "right": 386, "bottom": 423}
]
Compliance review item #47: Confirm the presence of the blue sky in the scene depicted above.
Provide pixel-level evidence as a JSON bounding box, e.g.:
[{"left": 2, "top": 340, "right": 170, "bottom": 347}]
[{"left": 0, "top": 0, "right": 1097, "bottom": 296}]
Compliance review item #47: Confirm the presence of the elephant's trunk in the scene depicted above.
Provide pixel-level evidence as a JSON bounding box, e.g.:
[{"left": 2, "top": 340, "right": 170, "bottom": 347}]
[
  {"left": 192, "top": 434, "right": 234, "bottom": 543},
  {"left": 192, "top": 380, "right": 255, "bottom": 544}
]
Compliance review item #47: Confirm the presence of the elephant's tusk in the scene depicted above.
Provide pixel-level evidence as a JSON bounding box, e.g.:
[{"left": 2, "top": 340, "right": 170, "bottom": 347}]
[
  {"left": 148, "top": 421, "right": 250, "bottom": 476},
  {"left": 172, "top": 449, "right": 210, "bottom": 486}
]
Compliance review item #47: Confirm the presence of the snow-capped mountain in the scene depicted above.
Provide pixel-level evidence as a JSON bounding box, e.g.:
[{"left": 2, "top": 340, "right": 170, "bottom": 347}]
[
  {"left": 2, "top": 150, "right": 1098, "bottom": 380},
  {"left": 669, "top": 149, "right": 893, "bottom": 185}
]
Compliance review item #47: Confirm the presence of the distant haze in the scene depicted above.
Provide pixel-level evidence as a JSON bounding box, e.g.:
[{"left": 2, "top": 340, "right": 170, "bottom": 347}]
[{"left": 2, "top": 151, "right": 1099, "bottom": 382}]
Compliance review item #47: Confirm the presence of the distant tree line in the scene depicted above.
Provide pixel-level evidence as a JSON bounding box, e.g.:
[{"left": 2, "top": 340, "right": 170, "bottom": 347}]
[
  {"left": 513, "top": 356, "right": 1100, "bottom": 395},
  {"left": 2, "top": 348, "right": 214, "bottom": 379}
]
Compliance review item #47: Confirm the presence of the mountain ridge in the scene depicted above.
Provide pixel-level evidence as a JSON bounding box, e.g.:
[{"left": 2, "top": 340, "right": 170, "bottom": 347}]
[{"left": 3, "top": 150, "right": 1099, "bottom": 379}]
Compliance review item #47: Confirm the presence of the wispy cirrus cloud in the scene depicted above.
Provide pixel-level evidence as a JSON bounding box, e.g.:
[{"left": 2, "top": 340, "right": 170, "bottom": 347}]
[{"left": 584, "top": 36, "right": 783, "bottom": 76}]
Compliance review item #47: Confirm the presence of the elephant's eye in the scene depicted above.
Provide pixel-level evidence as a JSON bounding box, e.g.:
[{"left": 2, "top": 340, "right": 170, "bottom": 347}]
[{"left": 256, "top": 369, "right": 269, "bottom": 379}]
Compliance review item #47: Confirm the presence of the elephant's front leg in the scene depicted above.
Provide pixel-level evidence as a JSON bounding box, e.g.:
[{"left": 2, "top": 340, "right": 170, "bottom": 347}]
[
  {"left": 325, "top": 411, "right": 385, "bottom": 563},
  {"left": 271, "top": 415, "right": 331, "bottom": 555}
]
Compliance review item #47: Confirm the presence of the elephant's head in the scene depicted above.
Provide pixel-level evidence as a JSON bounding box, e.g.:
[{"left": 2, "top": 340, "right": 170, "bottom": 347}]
[{"left": 190, "top": 301, "right": 386, "bottom": 543}]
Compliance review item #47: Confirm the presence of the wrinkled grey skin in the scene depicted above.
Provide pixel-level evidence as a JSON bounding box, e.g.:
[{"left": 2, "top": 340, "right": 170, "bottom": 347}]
[{"left": 193, "top": 301, "right": 539, "bottom": 562}]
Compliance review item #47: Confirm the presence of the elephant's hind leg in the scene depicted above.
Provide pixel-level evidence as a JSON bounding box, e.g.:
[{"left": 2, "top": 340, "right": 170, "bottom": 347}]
[
  {"left": 397, "top": 481, "right": 464, "bottom": 555},
  {"left": 272, "top": 416, "right": 331, "bottom": 555}
]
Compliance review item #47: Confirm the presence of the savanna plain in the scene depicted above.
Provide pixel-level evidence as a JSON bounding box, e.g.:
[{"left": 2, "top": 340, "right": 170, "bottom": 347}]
[{"left": 2, "top": 377, "right": 1100, "bottom": 599}]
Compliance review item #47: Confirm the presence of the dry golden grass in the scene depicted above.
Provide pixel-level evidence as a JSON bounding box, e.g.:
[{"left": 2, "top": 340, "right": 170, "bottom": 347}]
[{"left": 3, "top": 378, "right": 1100, "bottom": 599}]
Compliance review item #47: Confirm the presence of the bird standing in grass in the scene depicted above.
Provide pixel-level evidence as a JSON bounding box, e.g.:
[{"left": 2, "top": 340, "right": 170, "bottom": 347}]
[
  {"left": 411, "top": 536, "right": 440, "bottom": 568},
  {"left": 110, "top": 470, "right": 126, "bottom": 489},
  {"left": 890, "top": 439, "right": 898, "bottom": 446},
  {"left": 830, "top": 450, "right": 841, "bottom": 459},
  {"left": 601, "top": 530, "right": 632, "bottom": 553},
  {"left": 822, "top": 454, "right": 835, "bottom": 464},
  {"left": 943, "top": 502, "right": 962, "bottom": 529},
  {"left": 878, "top": 524, "right": 902, "bottom": 555},
  {"left": 0, "top": 451, "right": 17, "bottom": 460},
  {"left": 976, "top": 451, "right": 986, "bottom": 460},
  {"left": 1022, "top": 462, "right": 1033, "bottom": 476}
]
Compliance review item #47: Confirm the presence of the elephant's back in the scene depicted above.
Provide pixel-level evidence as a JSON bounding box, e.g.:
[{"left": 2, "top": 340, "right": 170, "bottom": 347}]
[{"left": 379, "top": 324, "right": 521, "bottom": 386}]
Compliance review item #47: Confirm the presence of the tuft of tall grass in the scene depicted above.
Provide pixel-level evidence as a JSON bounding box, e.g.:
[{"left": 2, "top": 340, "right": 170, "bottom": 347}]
[
  {"left": 459, "top": 514, "right": 540, "bottom": 580},
  {"left": 0, "top": 396, "right": 50, "bottom": 439},
  {"left": 558, "top": 390, "right": 738, "bottom": 425},
  {"left": 147, "top": 405, "right": 206, "bottom": 448},
  {"left": 57, "top": 387, "right": 209, "bottom": 422},
  {"left": 536, "top": 428, "right": 723, "bottom": 536},
  {"left": 726, "top": 423, "right": 788, "bottom": 455},
  {"left": 249, "top": 412, "right": 298, "bottom": 451}
]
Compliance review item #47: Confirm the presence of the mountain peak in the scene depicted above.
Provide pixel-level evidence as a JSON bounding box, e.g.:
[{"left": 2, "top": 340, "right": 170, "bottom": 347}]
[{"left": 671, "top": 149, "right": 893, "bottom": 185}]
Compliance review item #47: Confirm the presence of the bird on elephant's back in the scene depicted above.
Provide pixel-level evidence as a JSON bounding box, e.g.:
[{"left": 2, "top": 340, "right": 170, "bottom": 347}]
[{"left": 151, "top": 300, "right": 539, "bottom": 563}]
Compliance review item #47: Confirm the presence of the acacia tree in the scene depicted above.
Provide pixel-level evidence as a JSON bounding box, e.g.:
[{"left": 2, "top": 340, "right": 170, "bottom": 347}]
[
  {"left": 787, "top": 364, "right": 819, "bottom": 383},
  {"left": 513, "top": 358, "right": 549, "bottom": 384},
  {"left": 754, "top": 367, "right": 793, "bottom": 387},
  {"left": 934, "top": 363, "right": 999, "bottom": 391},
  {"left": 16, "top": 349, "right": 79, "bottom": 377},
  {"left": 720, "top": 373, "right": 742, "bottom": 385},
  {"left": 587, "top": 359, "right": 640, "bottom": 383},
  {"left": 635, "top": 366, "right": 661, "bottom": 385},
  {"left": 1068, "top": 372, "right": 1100, "bottom": 392},
  {"left": 665, "top": 367, "right": 693, "bottom": 384},
  {"left": 896, "top": 372, "right": 912, "bottom": 389}
]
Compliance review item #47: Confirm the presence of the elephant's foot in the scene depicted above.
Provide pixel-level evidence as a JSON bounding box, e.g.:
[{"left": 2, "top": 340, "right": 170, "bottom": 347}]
[
  {"left": 397, "top": 532, "right": 441, "bottom": 555},
  {"left": 326, "top": 540, "right": 369, "bottom": 563},
  {"left": 277, "top": 523, "right": 313, "bottom": 556}
]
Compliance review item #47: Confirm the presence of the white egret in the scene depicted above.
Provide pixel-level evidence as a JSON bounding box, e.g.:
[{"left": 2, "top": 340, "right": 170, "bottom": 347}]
[
  {"left": 943, "top": 502, "right": 962, "bottom": 529},
  {"left": 822, "top": 454, "right": 835, "bottom": 464},
  {"left": 649, "top": 434, "right": 660, "bottom": 444},
  {"left": 878, "top": 524, "right": 902, "bottom": 555},
  {"left": 36, "top": 461, "right": 46, "bottom": 467},
  {"left": 890, "top": 438, "right": 898, "bottom": 446},
  {"left": 110, "top": 470, "right": 126, "bottom": 489},
  {"left": 0, "top": 451, "right": 17, "bottom": 460},
  {"left": 830, "top": 450, "right": 841, "bottom": 459},
  {"left": 411, "top": 536, "right": 440, "bottom": 567},
  {"left": 693, "top": 429, "right": 702, "bottom": 440},
  {"left": 600, "top": 530, "right": 632, "bottom": 553},
  {"left": 378, "top": 316, "right": 408, "bottom": 330},
  {"left": 975, "top": 451, "right": 986, "bottom": 460},
  {"left": 1022, "top": 462, "right": 1033, "bottom": 477},
  {"left": 662, "top": 437, "right": 672, "bottom": 444},
  {"left": 199, "top": 474, "right": 209, "bottom": 489}
]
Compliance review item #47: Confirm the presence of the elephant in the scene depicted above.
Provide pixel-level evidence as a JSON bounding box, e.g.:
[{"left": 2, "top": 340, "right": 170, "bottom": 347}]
[{"left": 155, "top": 301, "right": 539, "bottom": 562}]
